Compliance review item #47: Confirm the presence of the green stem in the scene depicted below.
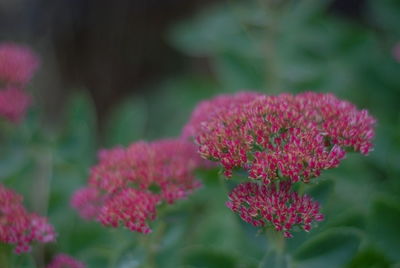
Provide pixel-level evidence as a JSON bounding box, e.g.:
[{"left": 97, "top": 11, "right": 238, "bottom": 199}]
[
  {"left": 262, "top": 229, "right": 287, "bottom": 268},
  {"left": 265, "top": 20, "right": 280, "bottom": 92},
  {"left": 273, "top": 230, "right": 286, "bottom": 267},
  {"left": 263, "top": 0, "right": 292, "bottom": 94},
  {"left": 30, "top": 145, "right": 53, "bottom": 268},
  {"left": 142, "top": 221, "right": 166, "bottom": 268}
]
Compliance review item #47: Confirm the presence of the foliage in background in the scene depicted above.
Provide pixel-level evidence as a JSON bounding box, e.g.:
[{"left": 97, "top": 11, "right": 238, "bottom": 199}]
[{"left": 1, "top": 0, "right": 400, "bottom": 267}]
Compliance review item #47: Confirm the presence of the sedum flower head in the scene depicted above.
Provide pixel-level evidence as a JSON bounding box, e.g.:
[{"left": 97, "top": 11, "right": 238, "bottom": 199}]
[
  {"left": 72, "top": 139, "right": 206, "bottom": 233},
  {"left": 0, "top": 184, "right": 56, "bottom": 254},
  {"left": 393, "top": 42, "right": 400, "bottom": 63},
  {"left": 227, "top": 181, "right": 324, "bottom": 238},
  {"left": 46, "top": 253, "right": 85, "bottom": 268},
  {"left": 0, "top": 87, "right": 31, "bottom": 122},
  {"left": 0, "top": 42, "right": 39, "bottom": 123},
  {"left": 0, "top": 42, "right": 40, "bottom": 87},
  {"left": 89, "top": 139, "right": 203, "bottom": 203},
  {"left": 190, "top": 92, "right": 375, "bottom": 183}
]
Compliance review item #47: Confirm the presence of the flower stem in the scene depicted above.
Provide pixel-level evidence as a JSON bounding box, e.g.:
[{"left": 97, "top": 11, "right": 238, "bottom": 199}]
[
  {"left": 143, "top": 221, "right": 166, "bottom": 268},
  {"left": 263, "top": 0, "right": 284, "bottom": 93},
  {"left": 261, "top": 229, "right": 287, "bottom": 268},
  {"left": 273, "top": 230, "right": 286, "bottom": 267},
  {"left": 30, "top": 144, "right": 53, "bottom": 268}
]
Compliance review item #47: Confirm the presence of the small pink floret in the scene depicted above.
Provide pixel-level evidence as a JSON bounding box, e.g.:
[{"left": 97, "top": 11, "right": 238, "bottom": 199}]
[{"left": 46, "top": 253, "right": 85, "bottom": 268}]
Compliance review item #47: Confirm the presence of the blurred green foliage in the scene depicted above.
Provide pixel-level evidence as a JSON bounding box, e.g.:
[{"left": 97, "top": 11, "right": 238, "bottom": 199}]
[{"left": 1, "top": 0, "right": 400, "bottom": 267}]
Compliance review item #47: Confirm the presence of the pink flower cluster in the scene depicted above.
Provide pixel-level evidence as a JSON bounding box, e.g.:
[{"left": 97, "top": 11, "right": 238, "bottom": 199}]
[
  {"left": 184, "top": 91, "right": 375, "bottom": 237},
  {"left": 47, "top": 253, "right": 85, "bottom": 268},
  {"left": 0, "top": 184, "right": 56, "bottom": 254},
  {"left": 227, "top": 181, "right": 324, "bottom": 238},
  {"left": 0, "top": 42, "right": 39, "bottom": 86},
  {"left": 72, "top": 139, "right": 205, "bottom": 233},
  {"left": 393, "top": 42, "right": 400, "bottom": 63},
  {"left": 187, "top": 92, "right": 375, "bottom": 183},
  {"left": 0, "top": 87, "right": 31, "bottom": 122},
  {"left": 0, "top": 42, "right": 39, "bottom": 122}
]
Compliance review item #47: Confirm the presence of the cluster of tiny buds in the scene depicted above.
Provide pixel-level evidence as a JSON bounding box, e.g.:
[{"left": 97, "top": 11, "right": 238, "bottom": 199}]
[
  {"left": 0, "top": 184, "right": 56, "bottom": 253},
  {"left": 183, "top": 91, "right": 375, "bottom": 237},
  {"left": 0, "top": 42, "right": 39, "bottom": 122},
  {"left": 46, "top": 253, "right": 85, "bottom": 268},
  {"left": 227, "top": 181, "right": 324, "bottom": 238},
  {"left": 71, "top": 139, "right": 206, "bottom": 234},
  {"left": 188, "top": 92, "right": 375, "bottom": 184}
]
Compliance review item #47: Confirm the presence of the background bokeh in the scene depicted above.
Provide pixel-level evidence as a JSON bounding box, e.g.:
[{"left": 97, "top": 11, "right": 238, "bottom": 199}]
[{"left": 1, "top": 0, "right": 400, "bottom": 267}]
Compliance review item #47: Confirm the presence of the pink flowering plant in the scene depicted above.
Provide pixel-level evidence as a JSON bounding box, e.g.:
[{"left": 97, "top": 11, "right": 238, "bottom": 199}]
[
  {"left": 46, "top": 253, "right": 86, "bottom": 268},
  {"left": 0, "top": 41, "right": 86, "bottom": 268},
  {"left": 71, "top": 139, "right": 205, "bottom": 234},
  {"left": 2, "top": 1, "right": 400, "bottom": 267},
  {"left": 0, "top": 184, "right": 56, "bottom": 254},
  {"left": 183, "top": 92, "right": 375, "bottom": 240},
  {"left": 0, "top": 41, "right": 387, "bottom": 267},
  {"left": 0, "top": 42, "right": 38, "bottom": 123}
]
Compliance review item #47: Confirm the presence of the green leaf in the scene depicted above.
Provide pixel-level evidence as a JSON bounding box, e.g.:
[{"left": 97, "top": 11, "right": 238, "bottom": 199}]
[
  {"left": 293, "top": 228, "right": 362, "bottom": 268},
  {"left": 213, "top": 52, "right": 265, "bottom": 91},
  {"left": 345, "top": 247, "right": 391, "bottom": 268},
  {"left": 0, "top": 145, "right": 29, "bottom": 181},
  {"left": 368, "top": 197, "right": 400, "bottom": 261},
  {"left": 368, "top": 0, "right": 400, "bottom": 34},
  {"left": 305, "top": 179, "right": 334, "bottom": 206},
  {"left": 145, "top": 76, "right": 217, "bottom": 139},
  {"left": 58, "top": 92, "right": 96, "bottom": 166},
  {"left": 168, "top": 4, "right": 259, "bottom": 57},
  {"left": 105, "top": 96, "right": 147, "bottom": 147},
  {"left": 325, "top": 211, "right": 366, "bottom": 230},
  {"left": 182, "top": 248, "right": 237, "bottom": 268}
]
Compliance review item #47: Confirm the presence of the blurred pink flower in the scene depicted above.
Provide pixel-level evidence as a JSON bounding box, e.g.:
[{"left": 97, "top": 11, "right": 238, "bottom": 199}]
[
  {"left": 72, "top": 139, "right": 206, "bottom": 233},
  {"left": 47, "top": 254, "right": 85, "bottom": 268},
  {"left": 191, "top": 92, "right": 375, "bottom": 183},
  {"left": 89, "top": 139, "right": 203, "bottom": 203},
  {"left": 392, "top": 42, "right": 400, "bottom": 62},
  {"left": 0, "top": 184, "right": 56, "bottom": 254},
  {"left": 227, "top": 181, "right": 324, "bottom": 238},
  {"left": 0, "top": 87, "right": 31, "bottom": 122},
  {"left": 0, "top": 42, "right": 40, "bottom": 87}
]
